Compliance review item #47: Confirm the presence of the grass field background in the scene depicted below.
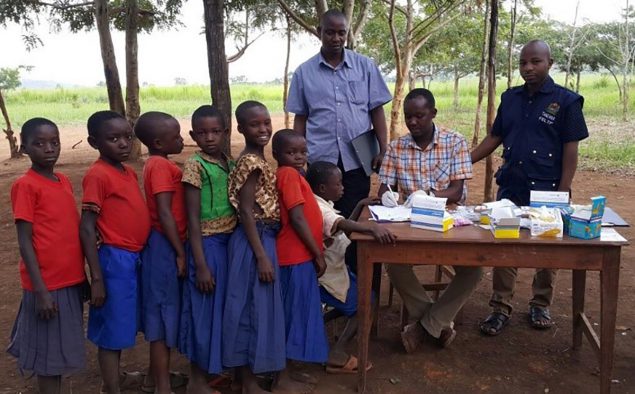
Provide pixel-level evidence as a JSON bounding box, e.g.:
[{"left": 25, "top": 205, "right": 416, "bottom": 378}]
[{"left": 4, "top": 72, "right": 635, "bottom": 171}]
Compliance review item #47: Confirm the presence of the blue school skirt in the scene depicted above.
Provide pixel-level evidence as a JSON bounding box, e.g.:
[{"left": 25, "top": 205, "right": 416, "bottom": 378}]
[
  {"left": 319, "top": 269, "right": 360, "bottom": 318},
  {"left": 279, "top": 261, "right": 329, "bottom": 363},
  {"left": 179, "top": 233, "right": 229, "bottom": 374},
  {"left": 140, "top": 230, "right": 182, "bottom": 348},
  {"left": 8, "top": 284, "right": 86, "bottom": 377},
  {"left": 222, "top": 222, "right": 286, "bottom": 374},
  {"left": 87, "top": 245, "right": 140, "bottom": 350}
]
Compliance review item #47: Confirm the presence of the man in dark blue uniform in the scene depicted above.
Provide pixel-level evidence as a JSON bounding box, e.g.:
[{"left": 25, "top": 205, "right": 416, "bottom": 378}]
[{"left": 471, "top": 40, "right": 589, "bottom": 335}]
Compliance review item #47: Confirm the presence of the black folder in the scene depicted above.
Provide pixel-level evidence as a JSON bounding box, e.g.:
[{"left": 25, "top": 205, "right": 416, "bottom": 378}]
[{"left": 351, "top": 130, "right": 379, "bottom": 176}]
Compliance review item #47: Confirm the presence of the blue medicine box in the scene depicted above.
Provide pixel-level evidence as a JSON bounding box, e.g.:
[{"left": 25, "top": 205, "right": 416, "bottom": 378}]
[{"left": 565, "top": 196, "right": 606, "bottom": 239}]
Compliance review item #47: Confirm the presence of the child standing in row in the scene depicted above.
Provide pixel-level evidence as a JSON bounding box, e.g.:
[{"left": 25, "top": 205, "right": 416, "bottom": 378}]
[
  {"left": 9, "top": 118, "right": 87, "bottom": 394},
  {"left": 180, "top": 105, "right": 235, "bottom": 393},
  {"left": 80, "top": 111, "right": 151, "bottom": 394},
  {"left": 135, "top": 111, "right": 186, "bottom": 394},
  {"left": 271, "top": 129, "right": 328, "bottom": 390},
  {"left": 222, "top": 101, "right": 286, "bottom": 393}
]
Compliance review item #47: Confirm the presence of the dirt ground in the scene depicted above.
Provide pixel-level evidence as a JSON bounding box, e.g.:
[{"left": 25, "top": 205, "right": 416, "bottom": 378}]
[{"left": 0, "top": 116, "right": 633, "bottom": 393}]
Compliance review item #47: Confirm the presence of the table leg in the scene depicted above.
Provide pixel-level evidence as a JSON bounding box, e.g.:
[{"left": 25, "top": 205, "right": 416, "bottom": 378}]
[
  {"left": 357, "top": 244, "right": 373, "bottom": 393},
  {"left": 572, "top": 269, "right": 586, "bottom": 349},
  {"left": 600, "top": 249, "right": 620, "bottom": 394},
  {"left": 371, "top": 264, "right": 382, "bottom": 338}
]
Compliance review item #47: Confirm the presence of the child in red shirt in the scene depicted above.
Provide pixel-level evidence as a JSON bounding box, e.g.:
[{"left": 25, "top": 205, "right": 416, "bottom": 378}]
[
  {"left": 272, "top": 129, "right": 328, "bottom": 390},
  {"left": 134, "top": 111, "right": 186, "bottom": 394},
  {"left": 80, "top": 110, "right": 151, "bottom": 393},
  {"left": 9, "top": 118, "right": 86, "bottom": 394}
]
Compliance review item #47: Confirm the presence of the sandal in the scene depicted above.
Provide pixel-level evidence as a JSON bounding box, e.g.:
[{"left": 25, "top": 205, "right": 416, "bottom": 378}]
[
  {"left": 479, "top": 312, "right": 510, "bottom": 336},
  {"left": 325, "top": 355, "right": 373, "bottom": 374},
  {"left": 529, "top": 306, "right": 554, "bottom": 329}
]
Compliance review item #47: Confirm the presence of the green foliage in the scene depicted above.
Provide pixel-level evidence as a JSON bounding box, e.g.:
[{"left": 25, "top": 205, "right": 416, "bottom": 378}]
[
  {"left": 3, "top": 74, "right": 634, "bottom": 171},
  {"left": 0, "top": 67, "right": 21, "bottom": 90}
]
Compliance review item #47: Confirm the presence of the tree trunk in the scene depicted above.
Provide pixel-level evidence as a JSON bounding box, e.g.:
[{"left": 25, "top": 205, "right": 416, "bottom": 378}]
[
  {"left": 506, "top": 0, "right": 517, "bottom": 90},
  {"left": 94, "top": 0, "right": 125, "bottom": 116},
  {"left": 564, "top": 1, "right": 580, "bottom": 90},
  {"left": 453, "top": 67, "right": 460, "bottom": 110},
  {"left": 203, "top": 0, "right": 232, "bottom": 154},
  {"left": 125, "top": 0, "right": 142, "bottom": 160},
  {"left": 389, "top": 51, "right": 413, "bottom": 141},
  {"left": 472, "top": 0, "right": 490, "bottom": 148},
  {"left": 622, "top": 0, "right": 630, "bottom": 122},
  {"left": 283, "top": 15, "right": 292, "bottom": 129},
  {"left": 484, "top": 0, "right": 499, "bottom": 203},
  {"left": 575, "top": 70, "right": 581, "bottom": 93},
  {"left": 0, "top": 89, "right": 20, "bottom": 158}
]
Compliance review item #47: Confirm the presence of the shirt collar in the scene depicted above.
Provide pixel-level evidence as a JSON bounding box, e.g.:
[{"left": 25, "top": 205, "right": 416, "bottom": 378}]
[
  {"left": 318, "top": 49, "right": 352, "bottom": 70},
  {"left": 314, "top": 194, "right": 339, "bottom": 211},
  {"left": 405, "top": 123, "right": 439, "bottom": 151},
  {"left": 196, "top": 151, "right": 231, "bottom": 165},
  {"left": 517, "top": 75, "right": 555, "bottom": 95}
]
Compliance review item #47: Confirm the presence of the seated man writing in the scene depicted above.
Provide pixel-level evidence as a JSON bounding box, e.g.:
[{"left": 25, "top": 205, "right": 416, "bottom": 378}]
[{"left": 378, "top": 88, "right": 482, "bottom": 352}]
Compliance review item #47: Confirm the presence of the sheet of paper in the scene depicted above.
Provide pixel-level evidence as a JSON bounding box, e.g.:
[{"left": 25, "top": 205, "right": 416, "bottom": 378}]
[
  {"left": 369, "top": 205, "right": 411, "bottom": 222},
  {"left": 600, "top": 228, "right": 628, "bottom": 242}
]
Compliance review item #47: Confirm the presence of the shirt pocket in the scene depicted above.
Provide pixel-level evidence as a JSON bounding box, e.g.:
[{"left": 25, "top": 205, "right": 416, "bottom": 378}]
[
  {"left": 348, "top": 79, "right": 369, "bottom": 106},
  {"left": 526, "top": 150, "right": 559, "bottom": 181},
  {"left": 430, "top": 163, "right": 451, "bottom": 191}
]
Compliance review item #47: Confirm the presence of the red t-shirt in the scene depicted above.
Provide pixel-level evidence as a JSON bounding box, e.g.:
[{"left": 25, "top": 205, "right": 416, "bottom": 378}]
[
  {"left": 276, "top": 166, "right": 324, "bottom": 266},
  {"left": 11, "top": 170, "right": 86, "bottom": 291},
  {"left": 143, "top": 156, "right": 187, "bottom": 241},
  {"left": 82, "top": 159, "right": 151, "bottom": 252}
]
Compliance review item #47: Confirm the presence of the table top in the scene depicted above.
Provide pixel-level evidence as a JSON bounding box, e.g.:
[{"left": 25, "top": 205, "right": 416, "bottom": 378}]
[{"left": 351, "top": 208, "right": 629, "bottom": 247}]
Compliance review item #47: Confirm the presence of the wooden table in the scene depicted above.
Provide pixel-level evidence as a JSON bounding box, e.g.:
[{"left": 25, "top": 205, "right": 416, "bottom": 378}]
[{"left": 352, "top": 213, "right": 628, "bottom": 393}]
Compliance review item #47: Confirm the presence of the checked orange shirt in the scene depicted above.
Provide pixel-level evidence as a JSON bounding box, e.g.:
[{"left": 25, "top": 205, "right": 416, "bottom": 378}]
[{"left": 378, "top": 124, "right": 473, "bottom": 203}]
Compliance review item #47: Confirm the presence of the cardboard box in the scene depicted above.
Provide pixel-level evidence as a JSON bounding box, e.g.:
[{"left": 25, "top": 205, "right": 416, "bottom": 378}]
[
  {"left": 529, "top": 207, "right": 564, "bottom": 238},
  {"left": 410, "top": 195, "right": 454, "bottom": 232},
  {"left": 530, "top": 191, "right": 570, "bottom": 208},
  {"left": 565, "top": 196, "right": 606, "bottom": 239},
  {"left": 489, "top": 206, "right": 521, "bottom": 238}
]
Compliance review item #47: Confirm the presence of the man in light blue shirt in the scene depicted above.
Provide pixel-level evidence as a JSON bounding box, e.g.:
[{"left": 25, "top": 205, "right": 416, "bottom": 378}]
[{"left": 286, "top": 9, "right": 392, "bottom": 219}]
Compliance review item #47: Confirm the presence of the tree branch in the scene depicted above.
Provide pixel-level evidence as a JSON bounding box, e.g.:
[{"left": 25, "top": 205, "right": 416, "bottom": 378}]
[
  {"left": 227, "top": 31, "right": 266, "bottom": 63},
  {"left": 32, "top": 0, "right": 93, "bottom": 10},
  {"left": 412, "top": 12, "right": 460, "bottom": 53},
  {"left": 381, "top": 0, "right": 408, "bottom": 16},
  {"left": 276, "top": 0, "right": 318, "bottom": 37},
  {"left": 410, "top": 0, "right": 463, "bottom": 38},
  {"left": 388, "top": 0, "right": 402, "bottom": 78},
  {"left": 352, "top": 0, "right": 371, "bottom": 39},
  {"left": 315, "top": 0, "right": 327, "bottom": 19}
]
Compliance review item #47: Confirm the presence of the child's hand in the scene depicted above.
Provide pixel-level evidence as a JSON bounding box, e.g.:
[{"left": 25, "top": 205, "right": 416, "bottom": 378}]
[
  {"left": 314, "top": 253, "right": 327, "bottom": 278},
  {"left": 257, "top": 255, "right": 275, "bottom": 283},
  {"left": 90, "top": 278, "right": 106, "bottom": 307},
  {"left": 359, "top": 197, "right": 381, "bottom": 207},
  {"left": 176, "top": 254, "right": 187, "bottom": 279},
  {"left": 370, "top": 222, "right": 397, "bottom": 244},
  {"left": 195, "top": 265, "right": 215, "bottom": 293},
  {"left": 35, "top": 289, "right": 58, "bottom": 320}
]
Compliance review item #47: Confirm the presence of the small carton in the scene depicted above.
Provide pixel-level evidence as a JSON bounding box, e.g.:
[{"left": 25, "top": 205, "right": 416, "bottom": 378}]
[
  {"left": 410, "top": 195, "right": 454, "bottom": 232},
  {"left": 565, "top": 196, "right": 606, "bottom": 239},
  {"left": 489, "top": 206, "right": 521, "bottom": 238},
  {"left": 529, "top": 206, "right": 564, "bottom": 238},
  {"left": 530, "top": 191, "right": 570, "bottom": 208}
]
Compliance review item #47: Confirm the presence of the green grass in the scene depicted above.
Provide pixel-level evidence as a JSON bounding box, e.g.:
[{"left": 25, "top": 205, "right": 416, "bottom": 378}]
[{"left": 3, "top": 73, "right": 635, "bottom": 171}]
